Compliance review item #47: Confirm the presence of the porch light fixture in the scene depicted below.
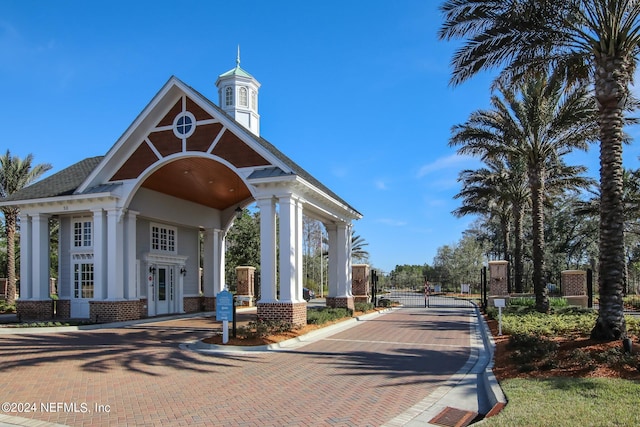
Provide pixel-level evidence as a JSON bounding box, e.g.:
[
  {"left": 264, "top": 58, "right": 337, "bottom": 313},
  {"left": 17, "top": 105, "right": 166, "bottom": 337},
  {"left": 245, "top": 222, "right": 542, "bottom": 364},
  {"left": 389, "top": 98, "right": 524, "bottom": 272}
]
[
  {"left": 235, "top": 206, "right": 243, "bottom": 219},
  {"left": 149, "top": 265, "right": 156, "bottom": 274},
  {"left": 180, "top": 267, "right": 187, "bottom": 276}
]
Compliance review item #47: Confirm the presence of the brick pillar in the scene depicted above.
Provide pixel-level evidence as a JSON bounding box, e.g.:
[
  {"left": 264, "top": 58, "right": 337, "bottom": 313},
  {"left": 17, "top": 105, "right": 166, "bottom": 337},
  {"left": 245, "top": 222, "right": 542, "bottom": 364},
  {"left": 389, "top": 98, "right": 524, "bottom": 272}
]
[
  {"left": 352, "top": 264, "right": 370, "bottom": 304},
  {"left": 561, "top": 270, "right": 587, "bottom": 307},
  {"left": 489, "top": 260, "right": 509, "bottom": 295},
  {"left": 236, "top": 266, "right": 256, "bottom": 307}
]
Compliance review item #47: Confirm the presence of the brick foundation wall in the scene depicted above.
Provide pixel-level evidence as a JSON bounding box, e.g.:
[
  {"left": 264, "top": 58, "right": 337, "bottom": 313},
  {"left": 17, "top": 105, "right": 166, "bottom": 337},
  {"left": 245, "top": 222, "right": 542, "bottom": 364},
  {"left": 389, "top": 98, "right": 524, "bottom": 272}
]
[
  {"left": 90, "top": 300, "right": 145, "bottom": 323},
  {"left": 16, "top": 300, "right": 54, "bottom": 321},
  {"left": 139, "top": 299, "right": 148, "bottom": 318},
  {"left": 257, "top": 302, "right": 307, "bottom": 327},
  {"left": 326, "top": 296, "right": 355, "bottom": 311},
  {"left": 183, "top": 296, "right": 204, "bottom": 313},
  {"left": 562, "top": 270, "right": 586, "bottom": 296},
  {"left": 203, "top": 296, "right": 216, "bottom": 311},
  {"left": 55, "top": 300, "right": 71, "bottom": 318}
]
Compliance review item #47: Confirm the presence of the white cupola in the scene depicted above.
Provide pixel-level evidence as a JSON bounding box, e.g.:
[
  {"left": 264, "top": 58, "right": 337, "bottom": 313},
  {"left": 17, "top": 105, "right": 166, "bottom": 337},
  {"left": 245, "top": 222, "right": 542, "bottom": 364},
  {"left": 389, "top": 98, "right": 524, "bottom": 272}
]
[{"left": 215, "top": 47, "right": 261, "bottom": 136}]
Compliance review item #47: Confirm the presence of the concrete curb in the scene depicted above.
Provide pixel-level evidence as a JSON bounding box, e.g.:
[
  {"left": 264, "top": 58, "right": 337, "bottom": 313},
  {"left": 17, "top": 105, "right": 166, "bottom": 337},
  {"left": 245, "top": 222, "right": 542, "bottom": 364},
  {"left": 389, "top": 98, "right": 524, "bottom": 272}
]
[{"left": 474, "top": 304, "right": 508, "bottom": 413}]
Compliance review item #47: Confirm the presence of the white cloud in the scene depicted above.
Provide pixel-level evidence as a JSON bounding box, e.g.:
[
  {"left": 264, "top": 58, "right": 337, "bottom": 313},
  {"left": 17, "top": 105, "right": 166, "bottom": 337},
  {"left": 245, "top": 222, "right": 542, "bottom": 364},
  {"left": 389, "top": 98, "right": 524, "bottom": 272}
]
[
  {"left": 416, "top": 154, "right": 478, "bottom": 178},
  {"left": 374, "top": 179, "right": 388, "bottom": 190}
]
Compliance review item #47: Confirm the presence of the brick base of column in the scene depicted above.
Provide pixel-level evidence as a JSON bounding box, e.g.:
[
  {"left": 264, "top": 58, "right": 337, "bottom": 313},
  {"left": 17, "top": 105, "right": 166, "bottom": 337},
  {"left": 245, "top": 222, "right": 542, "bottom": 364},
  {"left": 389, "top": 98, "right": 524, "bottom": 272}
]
[
  {"left": 16, "top": 300, "right": 54, "bottom": 321},
  {"left": 203, "top": 296, "right": 216, "bottom": 312},
  {"left": 90, "top": 300, "right": 145, "bottom": 323},
  {"left": 257, "top": 302, "right": 307, "bottom": 327},
  {"left": 183, "top": 296, "right": 204, "bottom": 313},
  {"left": 326, "top": 296, "right": 355, "bottom": 311},
  {"left": 55, "top": 299, "right": 71, "bottom": 318}
]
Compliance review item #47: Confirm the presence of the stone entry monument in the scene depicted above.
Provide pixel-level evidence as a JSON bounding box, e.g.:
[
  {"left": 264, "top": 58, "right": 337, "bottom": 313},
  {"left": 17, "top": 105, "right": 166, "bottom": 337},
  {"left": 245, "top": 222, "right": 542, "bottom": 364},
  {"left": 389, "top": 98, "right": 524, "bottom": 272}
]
[
  {"left": 236, "top": 266, "right": 256, "bottom": 307},
  {"left": 489, "top": 260, "right": 509, "bottom": 296},
  {"left": 352, "top": 264, "right": 370, "bottom": 304},
  {"left": 561, "top": 270, "right": 588, "bottom": 307}
]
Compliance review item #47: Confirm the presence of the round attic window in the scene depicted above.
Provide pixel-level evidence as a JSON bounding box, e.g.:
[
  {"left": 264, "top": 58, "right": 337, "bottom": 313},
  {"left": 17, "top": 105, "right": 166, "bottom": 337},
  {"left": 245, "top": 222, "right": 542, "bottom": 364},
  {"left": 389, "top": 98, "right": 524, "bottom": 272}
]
[{"left": 173, "top": 111, "right": 196, "bottom": 138}]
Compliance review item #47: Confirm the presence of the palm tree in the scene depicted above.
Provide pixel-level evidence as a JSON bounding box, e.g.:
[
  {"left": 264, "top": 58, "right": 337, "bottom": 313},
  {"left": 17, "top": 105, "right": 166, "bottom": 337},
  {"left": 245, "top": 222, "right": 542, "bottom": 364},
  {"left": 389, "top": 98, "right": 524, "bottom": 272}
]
[
  {"left": 450, "top": 71, "right": 598, "bottom": 312},
  {"left": 0, "top": 151, "right": 51, "bottom": 305},
  {"left": 351, "top": 231, "right": 370, "bottom": 263},
  {"left": 439, "top": 0, "right": 640, "bottom": 340},
  {"left": 453, "top": 158, "right": 530, "bottom": 293}
]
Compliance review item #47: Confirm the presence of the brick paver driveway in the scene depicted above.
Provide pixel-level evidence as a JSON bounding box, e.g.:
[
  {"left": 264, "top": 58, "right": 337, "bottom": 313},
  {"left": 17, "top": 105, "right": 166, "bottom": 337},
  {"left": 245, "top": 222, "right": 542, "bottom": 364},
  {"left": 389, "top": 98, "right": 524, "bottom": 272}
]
[{"left": 0, "top": 308, "right": 471, "bottom": 426}]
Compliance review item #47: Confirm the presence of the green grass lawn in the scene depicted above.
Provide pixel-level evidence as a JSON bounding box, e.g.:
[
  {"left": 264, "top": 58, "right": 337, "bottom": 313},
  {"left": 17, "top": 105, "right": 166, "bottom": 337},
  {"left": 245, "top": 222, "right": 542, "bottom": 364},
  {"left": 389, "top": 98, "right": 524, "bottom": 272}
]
[
  {"left": 482, "top": 377, "right": 640, "bottom": 427},
  {"left": 482, "top": 303, "right": 640, "bottom": 426}
]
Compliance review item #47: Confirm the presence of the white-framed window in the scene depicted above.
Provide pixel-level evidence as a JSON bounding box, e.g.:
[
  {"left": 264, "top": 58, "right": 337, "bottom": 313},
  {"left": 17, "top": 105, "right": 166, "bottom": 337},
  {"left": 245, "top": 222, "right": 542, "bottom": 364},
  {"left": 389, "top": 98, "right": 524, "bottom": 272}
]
[
  {"left": 239, "top": 87, "right": 248, "bottom": 107},
  {"left": 151, "top": 223, "right": 177, "bottom": 253},
  {"left": 73, "top": 261, "right": 94, "bottom": 299},
  {"left": 73, "top": 218, "right": 92, "bottom": 248},
  {"left": 172, "top": 111, "right": 196, "bottom": 139},
  {"left": 225, "top": 87, "right": 234, "bottom": 106}
]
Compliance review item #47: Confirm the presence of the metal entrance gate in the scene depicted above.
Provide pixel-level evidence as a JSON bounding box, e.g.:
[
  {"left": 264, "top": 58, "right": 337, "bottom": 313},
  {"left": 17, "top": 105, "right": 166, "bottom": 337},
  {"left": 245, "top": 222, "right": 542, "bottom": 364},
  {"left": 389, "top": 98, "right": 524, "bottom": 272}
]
[{"left": 384, "top": 288, "right": 480, "bottom": 308}]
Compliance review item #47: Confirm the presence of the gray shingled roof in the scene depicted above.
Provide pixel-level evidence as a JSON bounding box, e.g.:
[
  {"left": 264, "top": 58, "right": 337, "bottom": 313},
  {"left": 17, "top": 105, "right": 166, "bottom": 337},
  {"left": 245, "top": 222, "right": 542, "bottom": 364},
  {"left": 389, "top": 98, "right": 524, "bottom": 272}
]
[{"left": 1, "top": 156, "right": 104, "bottom": 202}]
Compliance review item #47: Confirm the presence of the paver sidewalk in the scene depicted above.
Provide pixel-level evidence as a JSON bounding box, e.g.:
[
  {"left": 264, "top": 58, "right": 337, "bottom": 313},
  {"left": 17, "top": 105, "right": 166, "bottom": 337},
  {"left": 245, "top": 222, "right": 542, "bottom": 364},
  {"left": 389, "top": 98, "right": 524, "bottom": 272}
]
[{"left": 0, "top": 307, "right": 475, "bottom": 426}]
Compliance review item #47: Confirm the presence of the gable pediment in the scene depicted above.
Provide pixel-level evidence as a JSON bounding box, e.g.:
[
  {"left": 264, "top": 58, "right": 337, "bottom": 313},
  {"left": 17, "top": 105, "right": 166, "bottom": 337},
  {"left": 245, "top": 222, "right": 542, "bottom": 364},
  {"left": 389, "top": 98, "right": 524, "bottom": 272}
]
[{"left": 109, "top": 93, "right": 271, "bottom": 182}]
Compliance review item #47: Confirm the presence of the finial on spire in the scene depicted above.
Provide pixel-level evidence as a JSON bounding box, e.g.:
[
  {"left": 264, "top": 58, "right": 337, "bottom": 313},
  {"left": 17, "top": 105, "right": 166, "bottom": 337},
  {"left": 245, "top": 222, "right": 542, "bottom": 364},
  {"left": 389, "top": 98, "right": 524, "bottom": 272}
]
[{"left": 236, "top": 45, "right": 241, "bottom": 68}]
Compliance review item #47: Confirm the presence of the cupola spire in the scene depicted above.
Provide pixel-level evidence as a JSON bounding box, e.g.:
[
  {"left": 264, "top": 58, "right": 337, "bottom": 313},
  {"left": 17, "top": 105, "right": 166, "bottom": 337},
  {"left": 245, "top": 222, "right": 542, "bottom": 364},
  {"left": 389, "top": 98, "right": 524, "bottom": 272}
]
[{"left": 215, "top": 47, "right": 261, "bottom": 136}]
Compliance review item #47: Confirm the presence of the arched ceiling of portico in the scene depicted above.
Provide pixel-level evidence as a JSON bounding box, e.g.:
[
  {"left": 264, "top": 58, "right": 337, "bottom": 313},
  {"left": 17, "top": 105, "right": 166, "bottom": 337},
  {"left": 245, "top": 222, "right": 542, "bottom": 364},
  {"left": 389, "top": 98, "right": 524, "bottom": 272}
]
[{"left": 143, "top": 157, "right": 251, "bottom": 210}]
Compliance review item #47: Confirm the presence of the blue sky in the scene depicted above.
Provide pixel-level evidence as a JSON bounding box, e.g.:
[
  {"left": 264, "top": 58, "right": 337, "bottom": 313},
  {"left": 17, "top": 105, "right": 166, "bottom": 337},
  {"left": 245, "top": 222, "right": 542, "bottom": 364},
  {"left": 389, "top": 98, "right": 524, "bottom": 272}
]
[{"left": 2, "top": 1, "right": 639, "bottom": 273}]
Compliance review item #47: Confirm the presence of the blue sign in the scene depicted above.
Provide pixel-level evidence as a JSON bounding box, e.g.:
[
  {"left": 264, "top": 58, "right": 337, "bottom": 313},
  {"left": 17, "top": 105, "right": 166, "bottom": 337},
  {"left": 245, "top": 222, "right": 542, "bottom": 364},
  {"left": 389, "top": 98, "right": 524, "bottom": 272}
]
[{"left": 216, "top": 290, "right": 234, "bottom": 321}]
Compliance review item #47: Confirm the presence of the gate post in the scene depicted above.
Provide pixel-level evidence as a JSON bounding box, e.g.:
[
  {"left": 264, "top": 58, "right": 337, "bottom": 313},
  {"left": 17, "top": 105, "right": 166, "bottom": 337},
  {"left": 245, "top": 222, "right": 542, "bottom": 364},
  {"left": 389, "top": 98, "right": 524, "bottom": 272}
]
[{"left": 352, "top": 264, "right": 370, "bottom": 304}]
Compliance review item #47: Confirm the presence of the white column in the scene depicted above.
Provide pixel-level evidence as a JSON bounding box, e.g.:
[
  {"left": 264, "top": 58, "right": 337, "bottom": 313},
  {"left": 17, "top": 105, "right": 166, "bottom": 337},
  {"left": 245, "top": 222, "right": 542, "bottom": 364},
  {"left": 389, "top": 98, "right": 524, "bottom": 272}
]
[
  {"left": 19, "top": 214, "right": 32, "bottom": 299},
  {"left": 106, "top": 208, "right": 124, "bottom": 299},
  {"left": 278, "top": 195, "right": 303, "bottom": 302},
  {"left": 214, "top": 229, "right": 226, "bottom": 294},
  {"left": 92, "top": 209, "right": 105, "bottom": 300},
  {"left": 202, "top": 228, "right": 215, "bottom": 298},
  {"left": 257, "top": 196, "right": 277, "bottom": 302},
  {"left": 336, "top": 222, "right": 352, "bottom": 297},
  {"left": 326, "top": 223, "right": 338, "bottom": 298},
  {"left": 294, "top": 198, "right": 304, "bottom": 302},
  {"left": 31, "top": 214, "right": 50, "bottom": 300},
  {"left": 125, "top": 210, "right": 137, "bottom": 299}
]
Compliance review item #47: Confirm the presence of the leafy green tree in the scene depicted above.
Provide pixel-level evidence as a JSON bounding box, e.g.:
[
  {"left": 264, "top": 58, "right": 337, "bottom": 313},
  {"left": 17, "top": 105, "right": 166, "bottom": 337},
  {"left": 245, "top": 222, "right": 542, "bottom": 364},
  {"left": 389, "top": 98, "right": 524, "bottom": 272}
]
[
  {"left": 0, "top": 151, "right": 51, "bottom": 304},
  {"left": 225, "top": 209, "right": 260, "bottom": 289},
  {"left": 439, "top": 0, "right": 640, "bottom": 340}
]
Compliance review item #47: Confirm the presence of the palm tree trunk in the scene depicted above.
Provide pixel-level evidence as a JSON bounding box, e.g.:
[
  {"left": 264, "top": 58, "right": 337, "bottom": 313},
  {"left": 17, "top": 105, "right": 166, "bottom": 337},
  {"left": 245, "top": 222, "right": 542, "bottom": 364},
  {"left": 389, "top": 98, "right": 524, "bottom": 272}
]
[
  {"left": 529, "top": 165, "right": 549, "bottom": 313},
  {"left": 512, "top": 202, "right": 524, "bottom": 294},
  {"left": 4, "top": 209, "right": 17, "bottom": 305},
  {"left": 591, "top": 55, "right": 628, "bottom": 340}
]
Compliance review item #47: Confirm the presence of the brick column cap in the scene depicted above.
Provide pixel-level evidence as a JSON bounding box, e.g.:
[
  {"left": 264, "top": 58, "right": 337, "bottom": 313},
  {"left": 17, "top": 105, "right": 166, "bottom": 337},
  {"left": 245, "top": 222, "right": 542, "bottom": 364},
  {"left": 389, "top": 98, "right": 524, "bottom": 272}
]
[{"left": 561, "top": 270, "right": 586, "bottom": 275}]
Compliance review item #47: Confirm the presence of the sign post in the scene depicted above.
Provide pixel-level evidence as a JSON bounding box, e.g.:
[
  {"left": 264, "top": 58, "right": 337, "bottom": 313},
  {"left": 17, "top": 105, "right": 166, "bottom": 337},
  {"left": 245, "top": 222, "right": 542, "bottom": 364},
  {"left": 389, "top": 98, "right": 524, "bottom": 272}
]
[
  {"left": 216, "top": 290, "right": 234, "bottom": 344},
  {"left": 494, "top": 298, "right": 506, "bottom": 336}
]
